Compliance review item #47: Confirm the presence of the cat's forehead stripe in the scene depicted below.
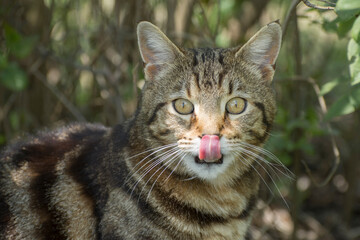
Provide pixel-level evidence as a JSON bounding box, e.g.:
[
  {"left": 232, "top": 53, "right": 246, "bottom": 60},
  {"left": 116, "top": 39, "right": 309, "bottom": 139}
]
[
  {"left": 190, "top": 49, "right": 199, "bottom": 66},
  {"left": 228, "top": 81, "right": 233, "bottom": 95},
  {"left": 194, "top": 72, "right": 200, "bottom": 90},
  {"left": 189, "top": 48, "right": 228, "bottom": 90},
  {"left": 190, "top": 48, "right": 226, "bottom": 66},
  {"left": 218, "top": 51, "right": 225, "bottom": 65}
]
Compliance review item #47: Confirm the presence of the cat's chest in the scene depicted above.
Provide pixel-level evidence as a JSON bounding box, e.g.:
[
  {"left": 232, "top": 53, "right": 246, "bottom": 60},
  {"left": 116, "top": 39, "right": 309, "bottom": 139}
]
[{"left": 100, "top": 179, "right": 254, "bottom": 240}]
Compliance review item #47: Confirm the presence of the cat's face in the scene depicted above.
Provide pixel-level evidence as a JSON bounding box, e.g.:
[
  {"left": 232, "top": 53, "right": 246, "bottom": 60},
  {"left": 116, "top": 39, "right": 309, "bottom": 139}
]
[{"left": 137, "top": 22, "right": 281, "bottom": 184}]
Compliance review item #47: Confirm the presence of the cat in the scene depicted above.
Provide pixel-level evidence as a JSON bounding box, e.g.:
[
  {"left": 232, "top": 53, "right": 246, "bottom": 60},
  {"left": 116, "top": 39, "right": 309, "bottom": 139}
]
[{"left": 0, "top": 21, "right": 282, "bottom": 240}]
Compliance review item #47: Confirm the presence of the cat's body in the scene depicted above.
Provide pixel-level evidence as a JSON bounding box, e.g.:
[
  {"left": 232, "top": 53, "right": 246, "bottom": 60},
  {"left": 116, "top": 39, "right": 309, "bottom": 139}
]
[{"left": 0, "top": 21, "right": 282, "bottom": 240}]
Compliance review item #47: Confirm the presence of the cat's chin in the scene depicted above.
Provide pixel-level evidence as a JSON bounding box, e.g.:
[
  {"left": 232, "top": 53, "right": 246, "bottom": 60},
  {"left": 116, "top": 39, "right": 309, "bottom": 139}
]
[{"left": 183, "top": 154, "right": 234, "bottom": 181}]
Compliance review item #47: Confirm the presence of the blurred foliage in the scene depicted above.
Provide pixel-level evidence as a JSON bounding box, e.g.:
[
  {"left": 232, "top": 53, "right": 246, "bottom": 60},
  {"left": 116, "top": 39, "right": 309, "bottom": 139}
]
[
  {"left": 0, "top": 24, "right": 37, "bottom": 91},
  {"left": 1, "top": 0, "right": 360, "bottom": 239},
  {"left": 267, "top": 106, "right": 326, "bottom": 166}
]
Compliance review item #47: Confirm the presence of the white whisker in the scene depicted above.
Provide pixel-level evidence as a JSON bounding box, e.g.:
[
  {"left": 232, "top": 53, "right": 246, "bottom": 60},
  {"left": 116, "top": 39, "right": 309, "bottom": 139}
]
[
  {"left": 163, "top": 153, "right": 187, "bottom": 183},
  {"left": 140, "top": 151, "right": 183, "bottom": 201},
  {"left": 235, "top": 148, "right": 289, "bottom": 209},
  {"left": 127, "top": 143, "right": 178, "bottom": 170},
  {"left": 238, "top": 142, "right": 294, "bottom": 178},
  {"left": 233, "top": 151, "right": 276, "bottom": 198},
  {"left": 181, "top": 176, "right": 197, "bottom": 181},
  {"left": 129, "top": 148, "right": 180, "bottom": 198},
  {"left": 125, "top": 146, "right": 178, "bottom": 185},
  {"left": 146, "top": 152, "right": 187, "bottom": 201},
  {"left": 230, "top": 142, "right": 292, "bottom": 209},
  {"left": 235, "top": 145, "right": 294, "bottom": 181}
]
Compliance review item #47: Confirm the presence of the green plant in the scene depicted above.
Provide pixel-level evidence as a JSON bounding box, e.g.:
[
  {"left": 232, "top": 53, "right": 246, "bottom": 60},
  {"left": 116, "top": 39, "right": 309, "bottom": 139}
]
[
  {"left": 322, "top": 0, "right": 360, "bottom": 119},
  {"left": 0, "top": 24, "right": 37, "bottom": 91}
]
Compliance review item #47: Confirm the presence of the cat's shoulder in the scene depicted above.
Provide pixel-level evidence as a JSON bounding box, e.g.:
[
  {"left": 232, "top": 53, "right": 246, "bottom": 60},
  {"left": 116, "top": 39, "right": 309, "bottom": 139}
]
[{"left": 0, "top": 122, "right": 110, "bottom": 168}]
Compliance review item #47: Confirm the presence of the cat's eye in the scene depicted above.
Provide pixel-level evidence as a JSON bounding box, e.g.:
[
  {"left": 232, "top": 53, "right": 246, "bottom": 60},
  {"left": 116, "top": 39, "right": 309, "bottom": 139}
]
[
  {"left": 173, "top": 99, "right": 194, "bottom": 115},
  {"left": 226, "top": 97, "right": 247, "bottom": 114}
]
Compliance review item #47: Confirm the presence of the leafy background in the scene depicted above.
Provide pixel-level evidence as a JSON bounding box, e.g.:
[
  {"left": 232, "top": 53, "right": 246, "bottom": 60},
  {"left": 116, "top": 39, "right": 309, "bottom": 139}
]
[{"left": 0, "top": 0, "right": 359, "bottom": 239}]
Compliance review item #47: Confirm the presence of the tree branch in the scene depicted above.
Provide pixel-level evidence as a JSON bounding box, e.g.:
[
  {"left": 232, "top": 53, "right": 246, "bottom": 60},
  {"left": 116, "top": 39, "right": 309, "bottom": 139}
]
[
  {"left": 282, "top": 0, "right": 301, "bottom": 40},
  {"left": 301, "top": 0, "right": 335, "bottom": 10},
  {"left": 302, "top": 77, "right": 340, "bottom": 187}
]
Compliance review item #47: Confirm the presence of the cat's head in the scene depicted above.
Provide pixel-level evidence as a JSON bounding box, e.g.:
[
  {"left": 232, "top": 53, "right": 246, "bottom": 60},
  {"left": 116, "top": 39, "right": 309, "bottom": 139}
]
[{"left": 136, "top": 21, "right": 281, "bottom": 185}]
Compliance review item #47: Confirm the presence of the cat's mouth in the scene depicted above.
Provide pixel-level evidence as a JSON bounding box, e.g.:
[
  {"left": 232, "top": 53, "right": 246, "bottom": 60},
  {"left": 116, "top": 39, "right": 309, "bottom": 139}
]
[
  {"left": 195, "top": 156, "right": 223, "bottom": 165},
  {"left": 196, "top": 134, "right": 223, "bottom": 164}
]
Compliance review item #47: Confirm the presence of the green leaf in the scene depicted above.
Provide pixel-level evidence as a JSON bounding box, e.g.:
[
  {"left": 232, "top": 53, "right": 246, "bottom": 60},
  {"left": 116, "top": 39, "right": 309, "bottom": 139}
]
[
  {"left": 4, "top": 24, "right": 37, "bottom": 59},
  {"left": 326, "top": 93, "right": 356, "bottom": 120},
  {"left": 326, "top": 83, "right": 360, "bottom": 120},
  {"left": 350, "top": 56, "right": 360, "bottom": 79},
  {"left": 352, "top": 72, "right": 360, "bottom": 85},
  {"left": 350, "top": 83, "right": 360, "bottom": 106},
  {"left": 347, "top": 38, "right": 360, "bottom": 60},
  {"left": 352, "top": 16, "right": 360, "bottom": 41},
  {"left": 0, "top": 52, "right": 8, "bottom": 68},
  {"left": 322, "top": 18, "right": 339, "bottom": 33},
  {"left": 336, "top": 0, "right": 360, "bottom": 21},
  {"left": 320, "top": 79, "right": 341, "bottom": 95},
  {"left": 347, "top": 39, "right": 360, "bottom": 84},
  {"left": 338, "top": 17, "right": 356, "bottom": 37},
  {"left": 0, "top": 62, "right": 29, "bottom": 91}
]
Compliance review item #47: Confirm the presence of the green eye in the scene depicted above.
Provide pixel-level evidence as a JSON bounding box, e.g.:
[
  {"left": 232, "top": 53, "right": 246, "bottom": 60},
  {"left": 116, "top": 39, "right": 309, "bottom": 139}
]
[
  {"left": 173, "top": 99, "right": 194, "bottom": 115},
  {"left": 226, "top": 97, "right": 247, "bottom": 114}
]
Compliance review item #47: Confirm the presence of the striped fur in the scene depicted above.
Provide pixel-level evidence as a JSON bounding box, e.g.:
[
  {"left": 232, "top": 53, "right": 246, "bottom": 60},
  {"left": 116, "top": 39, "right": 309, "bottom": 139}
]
[{"left": 0, "top": 21, "right": 282, "bottom": 239}]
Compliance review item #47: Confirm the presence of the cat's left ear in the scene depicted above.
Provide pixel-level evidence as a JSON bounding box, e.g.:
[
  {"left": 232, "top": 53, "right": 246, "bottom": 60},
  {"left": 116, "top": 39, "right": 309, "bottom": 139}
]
[
  {"left": 137, "top": 21, "right": 184, "bottom": 80},
  {"left": 236, "top": 21, "right": 282, "bottom": 83}
]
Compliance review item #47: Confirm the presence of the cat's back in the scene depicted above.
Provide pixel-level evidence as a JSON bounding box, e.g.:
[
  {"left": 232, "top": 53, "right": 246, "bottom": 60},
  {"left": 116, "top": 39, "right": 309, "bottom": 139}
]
[{"left": 0, "top": 123, "right": 110, "bottom": 239}]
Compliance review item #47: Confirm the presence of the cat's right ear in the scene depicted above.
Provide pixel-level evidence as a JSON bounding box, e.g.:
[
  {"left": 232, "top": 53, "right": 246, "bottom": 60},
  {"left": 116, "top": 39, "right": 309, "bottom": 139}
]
[
  {"left": 137, "top": 21, "right": 184, "bottom": 80},
  {"left": 235, "top": 21, "right": 282, "bottom": 83}
]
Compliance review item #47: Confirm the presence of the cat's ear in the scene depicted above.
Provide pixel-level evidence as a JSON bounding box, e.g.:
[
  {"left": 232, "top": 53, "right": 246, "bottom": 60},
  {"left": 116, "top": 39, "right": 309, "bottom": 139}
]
[
  {"left": 137, "top": 21, "right": 184, "bottom": 80},
  {"left": 236, "top": 21, "right": 282, "bottom": 83}
]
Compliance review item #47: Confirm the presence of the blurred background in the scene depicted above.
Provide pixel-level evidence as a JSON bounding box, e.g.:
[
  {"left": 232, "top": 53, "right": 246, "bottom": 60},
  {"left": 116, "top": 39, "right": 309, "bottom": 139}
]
[{"left": 0, "top": 0, "right": 359, "bottom": 239}]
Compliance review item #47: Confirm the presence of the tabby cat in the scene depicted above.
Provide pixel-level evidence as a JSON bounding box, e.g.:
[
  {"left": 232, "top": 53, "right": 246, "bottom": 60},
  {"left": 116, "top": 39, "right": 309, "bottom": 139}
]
[{"left": 0, "top": 21, "right": 282, "bottom": 240}]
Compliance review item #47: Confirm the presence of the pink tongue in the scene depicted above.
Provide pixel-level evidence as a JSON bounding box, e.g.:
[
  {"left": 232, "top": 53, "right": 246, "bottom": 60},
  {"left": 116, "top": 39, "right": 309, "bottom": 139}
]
[{"left": 199, "top": 135, "right": 222, "bottom": 162}]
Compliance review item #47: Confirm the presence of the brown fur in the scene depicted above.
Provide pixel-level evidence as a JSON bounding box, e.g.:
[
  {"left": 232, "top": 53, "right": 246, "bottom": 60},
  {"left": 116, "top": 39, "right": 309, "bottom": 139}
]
[{"left": 0, "top": 21, "right": 282, "bottom": 239}]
